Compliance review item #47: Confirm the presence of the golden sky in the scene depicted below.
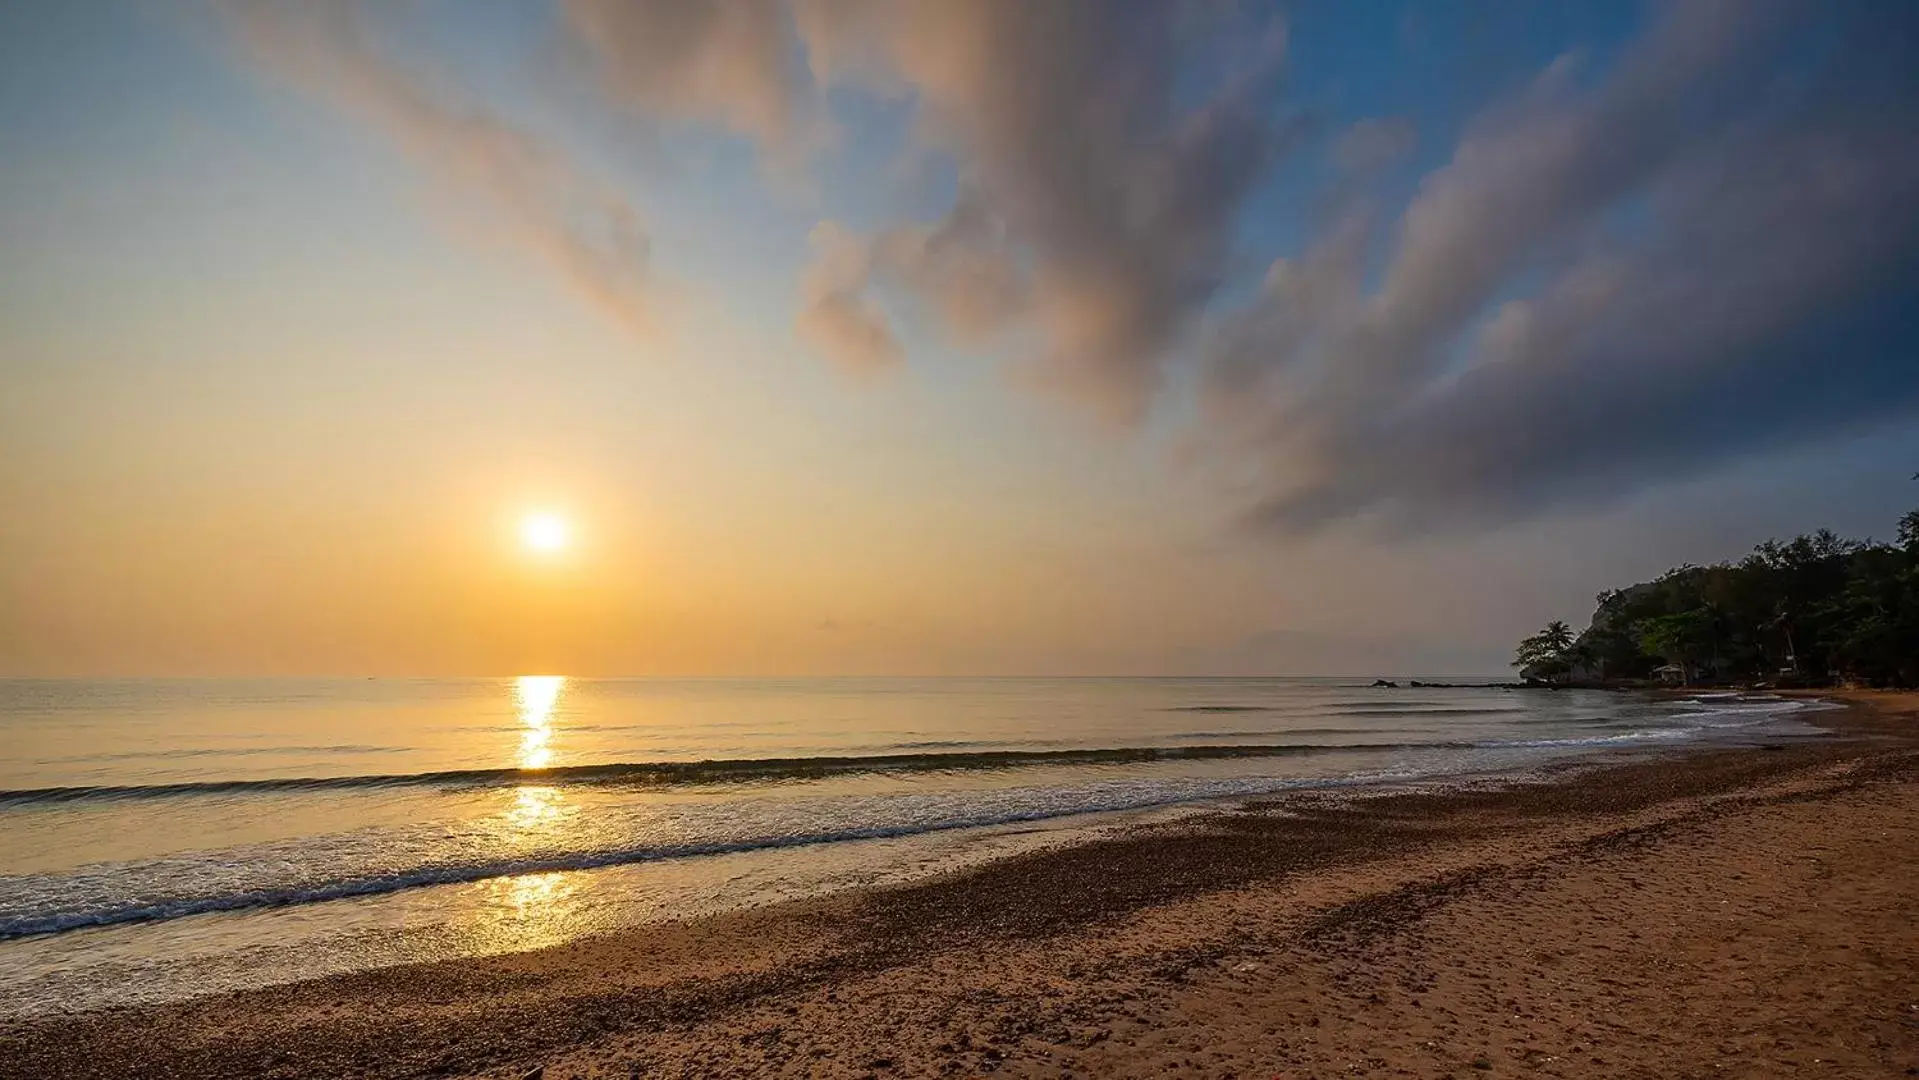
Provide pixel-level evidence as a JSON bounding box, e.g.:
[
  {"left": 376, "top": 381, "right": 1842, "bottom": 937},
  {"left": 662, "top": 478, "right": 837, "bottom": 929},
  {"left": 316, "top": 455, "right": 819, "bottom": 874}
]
[{"left": 4, "top": 1, "right": 1917, "bottom": 675}]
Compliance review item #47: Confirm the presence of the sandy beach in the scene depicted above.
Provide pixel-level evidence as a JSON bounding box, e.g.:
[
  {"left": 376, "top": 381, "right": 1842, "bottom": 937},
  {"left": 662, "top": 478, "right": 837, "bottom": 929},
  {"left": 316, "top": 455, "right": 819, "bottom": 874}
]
[{"left": 3, "top": 692, "right": 1913, "bottom": 1080}]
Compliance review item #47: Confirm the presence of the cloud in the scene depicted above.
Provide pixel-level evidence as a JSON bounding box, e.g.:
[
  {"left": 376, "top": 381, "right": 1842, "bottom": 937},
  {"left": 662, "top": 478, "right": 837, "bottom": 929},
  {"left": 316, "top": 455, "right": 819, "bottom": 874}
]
[
  {"left": 795, "top": 186, "right": 1030, "bottom": 378},
  {"left": 225, "top": 1, "right": 1919, "bottom": 533},
  {"left": 795, "top": 221, "right": 902, "bottom": 377},
  {"left": 1200, "top": 0, "right": 1919, "bottom": 531},
  {"left": 791, "top": 0, "right": 1297, "bottom": 424},
  {"left": 234, "top": 1, "right": 1299, "bottom": 411},
  {"left": 559, "top": 0, "right": 820, "bottom": 154},
  {"left": 224, "top": 1, "right": 652, "bottom": 337}
]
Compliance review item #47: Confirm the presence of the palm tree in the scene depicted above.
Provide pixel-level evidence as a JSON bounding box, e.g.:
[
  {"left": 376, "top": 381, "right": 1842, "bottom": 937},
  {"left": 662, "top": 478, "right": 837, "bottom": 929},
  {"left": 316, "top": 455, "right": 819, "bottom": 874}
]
[
  {"left": 1514, "top": 620, "right": 1579, "bottom": 683},
  {"left": 1541, "top": 620, "right": 1574, "bottom": 654}
]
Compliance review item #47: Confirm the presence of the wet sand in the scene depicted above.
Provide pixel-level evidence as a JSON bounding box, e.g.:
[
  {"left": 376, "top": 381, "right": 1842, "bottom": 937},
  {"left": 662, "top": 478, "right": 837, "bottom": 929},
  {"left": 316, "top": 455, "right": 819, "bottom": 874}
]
[{"left": 2, "top": 692, "right": 1914, "bottom": 1079}]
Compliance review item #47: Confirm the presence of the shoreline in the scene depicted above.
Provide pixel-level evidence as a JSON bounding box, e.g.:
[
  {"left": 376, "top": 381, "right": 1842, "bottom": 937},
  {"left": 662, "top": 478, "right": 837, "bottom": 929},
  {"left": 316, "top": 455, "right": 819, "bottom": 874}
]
[{"left": 2, "top": 692, "right": 1912, "bottom": 1079}]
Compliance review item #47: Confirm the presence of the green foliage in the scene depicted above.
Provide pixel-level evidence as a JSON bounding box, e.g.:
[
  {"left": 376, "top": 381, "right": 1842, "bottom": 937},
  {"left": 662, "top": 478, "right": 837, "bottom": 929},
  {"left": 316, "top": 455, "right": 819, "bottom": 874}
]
[
  {"left": 1512, "top": 619, "right": 1578, "bottom": 681},
  {"left": 1816, "top": 545, "right": 1919, "bottom": 686},
  {"left": 1514, "top": 498, "right": 1919, "bottom": 687},
  {"left": 1541, "top": 620, "right": 1574, "bottom": 652},
  {"left": 1636, "top": 608, "right": 1715, "bottom": 677}
]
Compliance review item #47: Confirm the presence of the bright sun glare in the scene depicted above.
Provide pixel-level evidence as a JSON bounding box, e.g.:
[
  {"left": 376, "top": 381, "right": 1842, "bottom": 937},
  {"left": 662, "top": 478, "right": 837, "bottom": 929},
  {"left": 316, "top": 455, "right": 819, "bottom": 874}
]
[{"left": 520, "top": 514, "right": 569, "bottom": 553}]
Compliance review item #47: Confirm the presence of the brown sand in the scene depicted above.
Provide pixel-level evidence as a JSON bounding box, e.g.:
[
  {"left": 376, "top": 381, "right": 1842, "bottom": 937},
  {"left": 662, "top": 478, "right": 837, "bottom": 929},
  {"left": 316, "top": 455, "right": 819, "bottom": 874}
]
[{"left": 2, "top": 692, "right": 1914, "bottom": 1079}]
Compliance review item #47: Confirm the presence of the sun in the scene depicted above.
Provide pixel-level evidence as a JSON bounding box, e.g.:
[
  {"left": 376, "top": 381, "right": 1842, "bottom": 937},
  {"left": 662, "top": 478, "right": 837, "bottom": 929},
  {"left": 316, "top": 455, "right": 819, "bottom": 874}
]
[{"left": 519, "top": 513, "right": 569, "bottom": 553}]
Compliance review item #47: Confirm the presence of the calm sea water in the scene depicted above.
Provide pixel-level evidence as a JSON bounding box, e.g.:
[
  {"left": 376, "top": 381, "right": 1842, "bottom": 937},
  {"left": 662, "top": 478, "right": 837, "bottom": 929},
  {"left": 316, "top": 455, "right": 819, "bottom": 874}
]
[{"left": 0, "top": 676, "right": 1828, "bottom": 1016}]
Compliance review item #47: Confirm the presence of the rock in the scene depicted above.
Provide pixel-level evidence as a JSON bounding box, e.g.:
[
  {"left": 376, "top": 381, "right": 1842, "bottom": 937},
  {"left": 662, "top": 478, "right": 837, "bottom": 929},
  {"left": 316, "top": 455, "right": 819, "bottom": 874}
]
[
  {"left": 522, "top": 1068, "right": 545, "bottom": 1080},
  {"left": 1370, "top": 679, "right": 1399, "bottom": 688}
]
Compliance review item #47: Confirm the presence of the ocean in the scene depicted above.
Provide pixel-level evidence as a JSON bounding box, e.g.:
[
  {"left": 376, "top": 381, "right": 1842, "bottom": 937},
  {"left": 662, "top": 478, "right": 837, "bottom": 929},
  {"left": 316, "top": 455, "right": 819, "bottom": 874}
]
[{"left": 0, "top": 676, "right": 1829, "bottom": 1018}]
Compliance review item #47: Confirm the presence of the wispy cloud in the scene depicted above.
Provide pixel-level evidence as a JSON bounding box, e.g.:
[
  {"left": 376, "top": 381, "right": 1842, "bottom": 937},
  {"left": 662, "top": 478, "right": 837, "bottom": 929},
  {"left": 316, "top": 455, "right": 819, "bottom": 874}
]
[
  {"left": 796, "top": 221, "right": 904, "bottom": 377},
  {"left": 224, "top": 0, "right": 653, "bottom": 338},
  {"left": 559, "top": 0, "right": 823, "bottom": 156}
]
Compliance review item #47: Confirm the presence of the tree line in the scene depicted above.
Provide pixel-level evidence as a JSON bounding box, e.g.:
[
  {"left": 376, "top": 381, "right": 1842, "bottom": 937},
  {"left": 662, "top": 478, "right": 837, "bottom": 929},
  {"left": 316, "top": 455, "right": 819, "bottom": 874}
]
[{"left": 1514, "top": 498, "right": 1919, "bottom": 688}]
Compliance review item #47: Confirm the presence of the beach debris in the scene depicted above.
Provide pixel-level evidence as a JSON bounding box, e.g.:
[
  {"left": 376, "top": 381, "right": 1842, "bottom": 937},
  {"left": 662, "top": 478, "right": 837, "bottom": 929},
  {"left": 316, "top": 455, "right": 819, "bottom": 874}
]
[{"left": 521, "top": 1067, "right": 545, "bottom": 1080}]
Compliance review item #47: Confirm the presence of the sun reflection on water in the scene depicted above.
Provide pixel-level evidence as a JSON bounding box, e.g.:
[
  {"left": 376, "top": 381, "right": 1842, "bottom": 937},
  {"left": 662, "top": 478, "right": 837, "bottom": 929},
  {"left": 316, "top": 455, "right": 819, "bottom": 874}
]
[
  {"left": 463, "top": 870, "right": 584, "bottom": 953},
  {"left": 469, "top": 677, "right": 584, "bottom": 951},
  {"left": 514, "top": 675, "right": 564, "bottom": 770},
  {"left": 506, "top": 785, "right": 564, "bottom": 829},
  {"left": 500, "top": 870, "right": 573, "bottom": 913}
]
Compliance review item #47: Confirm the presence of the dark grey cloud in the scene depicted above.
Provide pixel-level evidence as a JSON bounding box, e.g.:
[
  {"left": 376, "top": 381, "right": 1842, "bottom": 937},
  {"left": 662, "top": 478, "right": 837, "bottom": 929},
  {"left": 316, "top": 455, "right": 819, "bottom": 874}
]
[
  {"left": 794, "top": 0, "right": 1298, "bottom": 422},
  {"left": 1202, "top": 0, "right": 1919, "bottom": 531}
]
